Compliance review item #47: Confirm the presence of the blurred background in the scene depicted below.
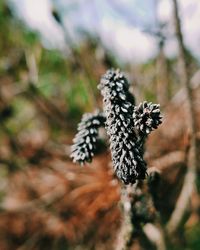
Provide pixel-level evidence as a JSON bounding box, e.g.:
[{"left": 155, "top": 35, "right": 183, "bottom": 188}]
[{"left": 0, "top": 0, "right": 200, "bottom": 249}]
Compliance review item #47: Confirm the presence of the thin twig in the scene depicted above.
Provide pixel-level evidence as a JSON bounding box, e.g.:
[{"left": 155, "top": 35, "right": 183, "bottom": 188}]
[
  {"left": 0, "top": 185, "right": 66, "bottom": 213},
  {"left": 143, "top": 223, "right": 166, "bottom": 250},
  {"left": 24, "top": 51, "right": 69, "bottom": 128},
  {"left": 17, "top": 232, "right": 41, "bottom": 250},
  {"left": 51, "top": 5, "right": 98, "bottom": 108},
  {"left": 166, "top": 0, "right": 198, "bottom": 235},
  {"left": 171, "top": 69, "right": 200, "bottom": 104},
  {"left": 149, "top": 151, "right": 185, "bottom": 171}
]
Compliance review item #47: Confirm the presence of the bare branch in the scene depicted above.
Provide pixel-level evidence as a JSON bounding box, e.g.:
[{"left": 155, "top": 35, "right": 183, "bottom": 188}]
[
  {"left": 115, "top": 185, "right": 136, "bottom": 250},
  {"left": 166, "top": 0, "right": 198, "bottom": 235},
  {"left": 143, "top": 223, "right": 166, "bottom": 250}
]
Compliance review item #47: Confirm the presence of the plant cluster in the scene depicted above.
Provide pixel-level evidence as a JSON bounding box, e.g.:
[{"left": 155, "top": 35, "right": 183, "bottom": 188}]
[{"left": 71, "top": 69, "right": 162, "bottom": 184}]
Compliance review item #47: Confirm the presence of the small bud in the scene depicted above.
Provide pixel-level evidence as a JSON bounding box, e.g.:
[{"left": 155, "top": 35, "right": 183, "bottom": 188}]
[{"left": 133, "top": 101, "right": 162, "bottom": 136}]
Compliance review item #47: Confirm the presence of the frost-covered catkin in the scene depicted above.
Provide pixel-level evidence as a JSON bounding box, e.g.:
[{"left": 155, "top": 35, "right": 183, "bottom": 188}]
[
  {"left": 71, "top": 111, "right": 105, "bottom": 165},
  {"left": 98, "top": 69, "right": 147, "bottom": 184}
]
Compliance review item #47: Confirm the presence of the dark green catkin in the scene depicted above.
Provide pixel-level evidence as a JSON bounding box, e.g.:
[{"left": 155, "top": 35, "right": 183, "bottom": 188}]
[{"left": 98, "top": 69, "right": 147, "bottom": 184}]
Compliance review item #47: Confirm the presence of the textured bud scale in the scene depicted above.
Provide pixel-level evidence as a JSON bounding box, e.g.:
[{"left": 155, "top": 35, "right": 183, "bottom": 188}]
[
  {"left": 71, "top": 111, "right": 106, "bottom": 165},
  {"left": 98, "top": 69, "right": 147, "bottom": 184},
  {"left": 133, "top": 101, "right": 162, "bottom": 135}
]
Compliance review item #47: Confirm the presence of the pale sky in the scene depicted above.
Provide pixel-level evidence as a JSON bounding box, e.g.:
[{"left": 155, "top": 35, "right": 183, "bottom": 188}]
[{"left": 9, "top": 0, "right": 200, "bottom": 64}]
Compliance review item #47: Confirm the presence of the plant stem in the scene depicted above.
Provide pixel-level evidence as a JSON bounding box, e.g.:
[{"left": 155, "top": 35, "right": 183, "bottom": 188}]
[
  {"left": 166, "top": 0, "right": 198, "bottom": 235},
  {"left": 115, "top": 185, "right": 135, "bottom": 250}
]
